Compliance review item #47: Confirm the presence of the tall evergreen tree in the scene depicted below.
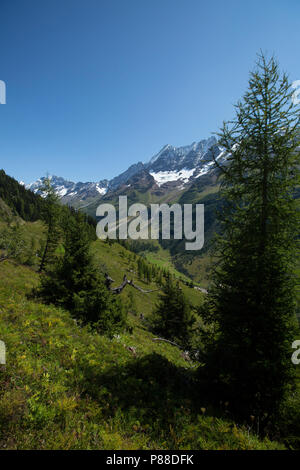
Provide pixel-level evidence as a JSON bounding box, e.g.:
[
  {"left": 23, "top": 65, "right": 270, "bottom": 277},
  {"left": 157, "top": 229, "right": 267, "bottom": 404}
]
[
  {"left": 34, "top": 211, "right": 126, "bottom": 334},
  {"left": 38, "top": 177, "right": 61, "bottom": 272},
  {"left": 202, "top": 53, "right": 300, "bottom": 421},
  {"left": 152, "top": 274, "right": 195, "bottom": 347}
]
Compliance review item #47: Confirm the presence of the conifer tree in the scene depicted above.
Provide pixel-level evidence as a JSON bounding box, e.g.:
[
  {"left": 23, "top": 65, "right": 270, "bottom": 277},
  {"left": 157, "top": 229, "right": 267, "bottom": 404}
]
[
  {"left": 38, "top": 177, "right": 61, "bottom": 272},
  {"left": 152, "top": 274, "right": 195, "bottom": 347},
  {"left": 203, "top": 53, "right": 300, "bottom": 421},
  {"left": 35, "top": 212, "right": 126, "bottom": 334}
]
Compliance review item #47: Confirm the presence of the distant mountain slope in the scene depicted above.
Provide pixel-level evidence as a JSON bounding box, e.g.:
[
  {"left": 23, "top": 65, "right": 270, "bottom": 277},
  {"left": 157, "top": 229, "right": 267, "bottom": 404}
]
[
  {"left": 26, "top": 136, "right": 225, "bottom": 209},
  {"left": 0, "top": 169, "right": 45, "bottom": 221},
  {"left": 26, "top": 175, "right": 110, "bottom": 206}
]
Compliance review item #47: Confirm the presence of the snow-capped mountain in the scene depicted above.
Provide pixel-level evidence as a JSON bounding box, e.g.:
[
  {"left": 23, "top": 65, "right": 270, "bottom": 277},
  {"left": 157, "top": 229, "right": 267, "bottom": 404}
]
[
  {"left": 26, "top": 136, "right": 226, "bottom": 205},
  {"left": 26, "top": 175, "right": 109, "bottom": 204},
  {"left": 147, "top": 136, "right": 218, "bottom": 170},
  {"left": 146, "top": 136, "right": 224, "bottom": 186}
]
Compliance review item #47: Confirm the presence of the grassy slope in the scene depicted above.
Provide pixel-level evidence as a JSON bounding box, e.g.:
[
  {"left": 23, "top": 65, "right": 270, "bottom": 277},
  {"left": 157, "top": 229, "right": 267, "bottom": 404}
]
[
  {"left": 91, "top": 239, "right": 205, "bottom": 314},
  {"left": 80, "top": 176, "right": 221, "bottom": 286},
  {"left": 0, "top": 218, "right": 286, "bottom": 450}
]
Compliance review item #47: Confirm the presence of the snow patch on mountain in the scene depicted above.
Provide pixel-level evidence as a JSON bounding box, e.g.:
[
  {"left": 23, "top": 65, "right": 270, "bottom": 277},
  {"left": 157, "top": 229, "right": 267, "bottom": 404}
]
[
  {"left": 96, "top": 184, "right": 107, "bottom": 195},
  {"left": 194, "top": 147, "right": 226, "bottom": 177},
  {"left": 56, "top": 186, "right": 68, "bottom": 197},
  {"left": 150, "top": 168, "right": 195, "bottom": 186},
  {"left": 26, "top": 136, "right": 227, "bottom": 203},
  {"left": 194, "top": 161, "right": 214, "bottom": 177},
  {"left": 26, "top": 175, "right": 109, "bottom": 202}
]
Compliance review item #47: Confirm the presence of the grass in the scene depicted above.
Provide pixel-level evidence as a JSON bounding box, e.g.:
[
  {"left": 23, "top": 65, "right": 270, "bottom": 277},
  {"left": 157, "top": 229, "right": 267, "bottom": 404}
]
[
  {"left": 0, "top": 218, "right": 296, "bottom": 450},
  {"left": 90, "top": 239, "right": 204, "bottom": 315}
]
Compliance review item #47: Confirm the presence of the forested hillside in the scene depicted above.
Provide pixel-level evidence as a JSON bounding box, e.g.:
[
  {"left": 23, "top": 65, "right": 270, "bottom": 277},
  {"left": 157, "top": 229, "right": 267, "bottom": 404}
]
[
  {"left": 1, "top": 171, "right": 298, "bottom": 449},
  {"left": 0, "top": 170, "right": 44, "bottom": 221},
  {"left": 0, "top": 193, "right": 290, "bottom": 449}
]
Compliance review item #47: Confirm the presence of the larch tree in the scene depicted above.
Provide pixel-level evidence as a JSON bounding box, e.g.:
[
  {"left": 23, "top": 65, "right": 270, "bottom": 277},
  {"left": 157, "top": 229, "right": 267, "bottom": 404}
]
[
  {"left": 202, "top": 53, "right": 300, "bottom": 422},
  {"left": 38, "top": 177, "right": 61, "bottom": 272}
]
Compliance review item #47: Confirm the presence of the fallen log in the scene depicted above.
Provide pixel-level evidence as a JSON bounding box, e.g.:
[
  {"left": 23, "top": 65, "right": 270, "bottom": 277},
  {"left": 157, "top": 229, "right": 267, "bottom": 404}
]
[
  {"left": 151, "top": 337, "right": 182, "bottom": 349},
  {"left": 105, "top": 273, "right": 161, "bottom": 294}
]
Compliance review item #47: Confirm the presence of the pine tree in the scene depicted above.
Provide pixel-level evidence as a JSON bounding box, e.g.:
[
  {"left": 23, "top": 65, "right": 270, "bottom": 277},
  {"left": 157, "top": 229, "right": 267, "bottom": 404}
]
[
  {"left": 203, "top": 53, "right": 300, "bottom": 421},
  {"left": 38, "top": 177, "right": 61, "bottom": 272},
  {"left": 152, "top": 274, "right": 195, "bottom": 347},
  {"left": 34, "top": 212, "right": 126, "bottom": 334}
]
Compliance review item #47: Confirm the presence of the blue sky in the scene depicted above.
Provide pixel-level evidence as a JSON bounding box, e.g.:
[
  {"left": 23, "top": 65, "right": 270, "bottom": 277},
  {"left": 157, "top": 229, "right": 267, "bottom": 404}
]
[{"left": 0, "top": 0, "right": 299, "bottom": 184}]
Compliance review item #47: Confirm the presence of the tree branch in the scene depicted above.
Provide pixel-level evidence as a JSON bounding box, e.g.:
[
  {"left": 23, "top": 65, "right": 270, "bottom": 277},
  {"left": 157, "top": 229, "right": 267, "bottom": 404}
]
[
  {"left": 151, "top": 337, "right": 182, "bottom": 349},
  {"left": 105, "top": 273, "right": 161, "bottom": 294}
]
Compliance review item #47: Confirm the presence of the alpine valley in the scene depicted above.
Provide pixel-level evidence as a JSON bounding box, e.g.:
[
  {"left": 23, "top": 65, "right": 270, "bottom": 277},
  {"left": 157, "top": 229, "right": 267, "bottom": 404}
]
[{"left": 26, "top": 136, "right": 226, "bottom": 285}]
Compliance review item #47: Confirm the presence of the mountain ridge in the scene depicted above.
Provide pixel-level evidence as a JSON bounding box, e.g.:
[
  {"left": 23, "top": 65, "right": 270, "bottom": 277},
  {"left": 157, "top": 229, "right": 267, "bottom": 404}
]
[{"left": 26, "top": 135, "right": 225, "bottom": 208}]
